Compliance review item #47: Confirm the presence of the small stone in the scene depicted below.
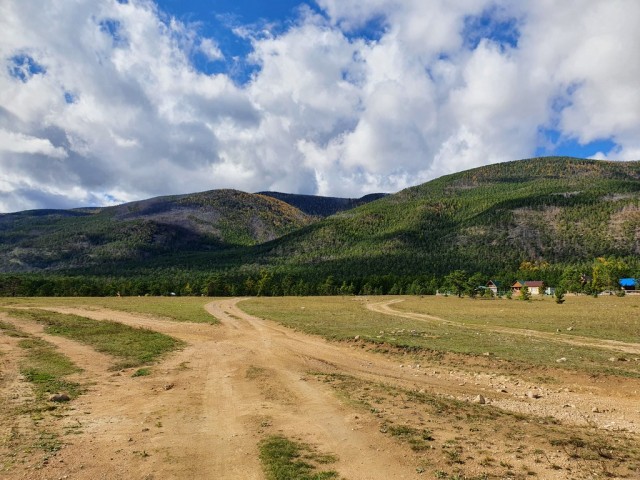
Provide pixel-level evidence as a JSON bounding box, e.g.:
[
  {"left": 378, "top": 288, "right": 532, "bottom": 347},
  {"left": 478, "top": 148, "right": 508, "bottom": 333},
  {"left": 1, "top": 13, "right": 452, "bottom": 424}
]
[
  {"left": 556, "top": 357, "right": 567, "bottom": 363},
  {"left": 592, "top": 407, "right": 600, "bottom": 413},
  {"left": 473, "top": 395, "right": 486, "bottom": 404},
  {"left": 566, "top": 326, "right": 573, "bottom": 331},
  {"left": 354, "top": 335, "right": 360, "bottom": 341},
  {"left": 163, "top": 383, "right": 174, "bottom": 391},
  {"left": 526, "top": 391, "right": 541, "bottom": 399},
  {"left": 49, "top": 393, "right": 70, "bottom": 403}
]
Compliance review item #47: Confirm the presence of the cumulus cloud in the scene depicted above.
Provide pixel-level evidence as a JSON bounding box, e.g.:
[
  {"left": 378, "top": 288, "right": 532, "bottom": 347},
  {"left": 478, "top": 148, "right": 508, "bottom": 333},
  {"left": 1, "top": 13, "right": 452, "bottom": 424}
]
[
  {"left": 0, "top": 0, "right": 638, "bottom": 212},
  {"left": 0, "top": 129, "right": 68, "bottom": 159}
]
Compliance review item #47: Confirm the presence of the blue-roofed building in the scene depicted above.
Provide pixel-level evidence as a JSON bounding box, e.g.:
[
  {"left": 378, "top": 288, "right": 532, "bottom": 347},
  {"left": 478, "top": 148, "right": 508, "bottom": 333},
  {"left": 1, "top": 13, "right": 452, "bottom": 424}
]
[{"left": 619, "top": 278, "right": 638, "bottom": 292}]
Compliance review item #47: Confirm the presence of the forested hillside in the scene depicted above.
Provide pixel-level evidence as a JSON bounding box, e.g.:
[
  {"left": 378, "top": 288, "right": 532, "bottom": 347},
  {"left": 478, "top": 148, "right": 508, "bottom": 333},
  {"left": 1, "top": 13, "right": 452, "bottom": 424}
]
[
  {"left": 256, "top": 157, "right": 640, "bottom": 280},
  {"left": 0, "top": 190, "right": 313, "bottom": 272},
  {"left": 1, "top": 157, "right": 639, "bottom": 296},
  {"left": 258, "top": 192, "right": 388, "bottom": 217}
]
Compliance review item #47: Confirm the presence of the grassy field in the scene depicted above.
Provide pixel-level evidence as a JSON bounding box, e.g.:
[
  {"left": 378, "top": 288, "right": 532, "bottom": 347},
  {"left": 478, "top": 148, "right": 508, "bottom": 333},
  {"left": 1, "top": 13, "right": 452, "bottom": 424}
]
[
  {"left": 241, "top": 295, "right": 640, "bottom": 378},
  {"left": 0, "top": 296, "right": 216, "bottom": 324},
  {"left": 394, "top": 294, "right": 640, "bottom": 343},
  {"left": 3, "top": 308, "right": 184, "bottom": 369},
  {"left": 0, "top": 320, "right": 83, "bottom": 401}
]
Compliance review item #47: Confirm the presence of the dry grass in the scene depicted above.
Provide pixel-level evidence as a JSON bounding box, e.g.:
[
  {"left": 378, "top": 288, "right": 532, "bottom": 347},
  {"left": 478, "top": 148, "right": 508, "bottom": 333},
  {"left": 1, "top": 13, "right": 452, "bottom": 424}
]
[
  {"left": 0, "top": 296, "right": 216, "bottom": 324},
  {"left": 241, "top": 296, "right": 640, "bottom": 378}
]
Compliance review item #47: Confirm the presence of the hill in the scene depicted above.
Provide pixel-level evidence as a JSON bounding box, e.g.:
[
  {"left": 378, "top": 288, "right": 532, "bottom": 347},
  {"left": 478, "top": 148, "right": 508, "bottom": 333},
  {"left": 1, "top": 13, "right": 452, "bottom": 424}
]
[
  {"left": 0, "top": 190, "right": 314, "bottom": 272},
  {"left": 1, "top": 157, "right": 639, "bottom": 296},
  {"left": 249, "top": 157, "right": 640, "bottom": 281},
  {"left": 257, "top": 192, "right": 389, "bottom": 217}
]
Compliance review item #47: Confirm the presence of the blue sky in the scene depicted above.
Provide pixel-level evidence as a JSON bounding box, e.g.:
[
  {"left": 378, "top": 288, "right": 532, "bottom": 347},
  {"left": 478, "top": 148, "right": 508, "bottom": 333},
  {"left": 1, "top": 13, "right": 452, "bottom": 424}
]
[
  {"left": 1, "top": 0, "right": 638, "bottom": 212},
  {"left": 157, "top": 0, "right": 315, "bottom": 81}
]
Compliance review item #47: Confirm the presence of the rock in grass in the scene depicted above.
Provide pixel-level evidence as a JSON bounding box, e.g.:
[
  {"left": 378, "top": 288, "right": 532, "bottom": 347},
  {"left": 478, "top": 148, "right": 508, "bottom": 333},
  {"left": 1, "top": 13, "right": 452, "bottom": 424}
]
[
  {"left": 49, "top": 393, "right": 70, "bottom": 402},
  {"left": 473, "top": 395, "right": 486, "bottom": 404}
]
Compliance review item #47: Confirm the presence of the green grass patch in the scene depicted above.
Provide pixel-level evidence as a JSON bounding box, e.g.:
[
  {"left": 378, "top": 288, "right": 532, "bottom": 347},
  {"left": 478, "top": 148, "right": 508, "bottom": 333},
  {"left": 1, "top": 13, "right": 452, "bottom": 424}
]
[
  {"left": 0, "top": 296, "right": 217, "bottom": 324},
  {"left": 132, "top": 368, "right": 151, "bottom": 377},
  {"left": 259, "top": 435, "right": 339, "bottom": 480},
  {"left": 241, "top": 296, "right": 640, "bottom": 378},
  {"left": 387, "top": 424, "right": 435, "bottom": 452},
  {"left": 17, "top": 337, "right": 82, "bottom": 400},
  {"left": 6, "top": 308, "right": 184, "bottom": 369},
  {"left": 0, "top": 319, "right": 29, "bottom": 338}
]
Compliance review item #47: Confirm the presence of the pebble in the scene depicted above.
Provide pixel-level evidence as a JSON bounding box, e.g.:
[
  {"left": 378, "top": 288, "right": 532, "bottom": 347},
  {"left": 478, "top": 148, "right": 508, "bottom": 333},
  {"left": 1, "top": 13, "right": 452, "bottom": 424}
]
[
  {"left": 49, "top": 393, "right": 70, "bottom": 403},
  {"left": 473, "top": 395, "right": 486, "bottom": 404}
]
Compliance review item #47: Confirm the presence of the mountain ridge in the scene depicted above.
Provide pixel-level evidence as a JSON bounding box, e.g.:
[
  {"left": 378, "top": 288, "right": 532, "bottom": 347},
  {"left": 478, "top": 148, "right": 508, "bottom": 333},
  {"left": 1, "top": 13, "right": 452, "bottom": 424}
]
[
  {"left": 0, "top": 188, "right": 385, "bottom": 272},
  {"left": 1, "top": 157, "right": 639, "bottom": 295}
]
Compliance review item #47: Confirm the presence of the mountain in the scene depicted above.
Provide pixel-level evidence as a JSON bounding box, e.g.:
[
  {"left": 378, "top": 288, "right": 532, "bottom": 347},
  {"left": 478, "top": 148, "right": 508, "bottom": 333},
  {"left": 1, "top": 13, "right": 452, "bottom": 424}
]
[
  {"left": 257, "top": 192, "right": 389, "bottom": 217},
  {"left": 1, "top": 157, "right": 639, "bottom": 288},
  {"left": 0, "top": 190, "right": 314, "bottom": 272},
  {"left": 250, "top": 157, "right": 640, "bottom": 280}
]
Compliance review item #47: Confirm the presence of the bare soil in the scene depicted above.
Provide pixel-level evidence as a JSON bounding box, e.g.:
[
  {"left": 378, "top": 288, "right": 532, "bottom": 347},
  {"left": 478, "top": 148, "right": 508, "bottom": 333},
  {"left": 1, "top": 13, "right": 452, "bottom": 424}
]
[{"left": 1, "top": 298, "right": 639, "bottom": 479}]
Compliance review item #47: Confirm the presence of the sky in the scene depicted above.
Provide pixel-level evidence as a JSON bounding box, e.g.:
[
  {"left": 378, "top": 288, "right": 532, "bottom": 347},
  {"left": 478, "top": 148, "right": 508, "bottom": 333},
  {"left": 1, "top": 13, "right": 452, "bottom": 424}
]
[{"left": 1, "top": 0, "right": 639, "bottom": 212}]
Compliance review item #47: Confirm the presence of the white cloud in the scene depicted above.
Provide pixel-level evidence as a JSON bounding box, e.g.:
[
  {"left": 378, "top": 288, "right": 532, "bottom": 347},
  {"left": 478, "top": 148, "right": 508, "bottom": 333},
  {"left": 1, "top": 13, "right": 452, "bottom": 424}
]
[
  {"left": 200, "top": 38, "right": 224, "bottom": 61},
  {"left": 0, "top": 0, "right": 638, "bottom": 212},
  {"left": 0, "top": 129, "right": 67, "bottom": 159}
]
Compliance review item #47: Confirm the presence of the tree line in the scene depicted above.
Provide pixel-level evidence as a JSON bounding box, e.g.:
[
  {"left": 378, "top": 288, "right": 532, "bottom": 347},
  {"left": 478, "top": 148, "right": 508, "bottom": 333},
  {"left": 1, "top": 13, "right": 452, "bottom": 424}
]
[{"left": 0, "top": 255, "right": 637, "bottom": 298}]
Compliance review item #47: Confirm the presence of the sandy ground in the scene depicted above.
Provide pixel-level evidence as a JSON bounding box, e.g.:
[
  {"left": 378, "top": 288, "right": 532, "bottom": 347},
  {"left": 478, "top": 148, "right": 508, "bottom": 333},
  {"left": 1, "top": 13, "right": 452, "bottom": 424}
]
[{"left": 1, "top": 298, "right": 639, "bottom": 479}]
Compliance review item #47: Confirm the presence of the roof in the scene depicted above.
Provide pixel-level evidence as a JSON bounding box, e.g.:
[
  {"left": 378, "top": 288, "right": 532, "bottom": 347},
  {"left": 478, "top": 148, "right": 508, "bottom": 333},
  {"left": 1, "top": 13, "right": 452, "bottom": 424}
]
[
  {"left": 620, "top": 278, "right": 638, "bottom": 287},
  {"left": 511, "top": 280, "right": 544, "bottom": 288},
  {"left": 486, "top": 280, "right": 501, "bottom": 287}
]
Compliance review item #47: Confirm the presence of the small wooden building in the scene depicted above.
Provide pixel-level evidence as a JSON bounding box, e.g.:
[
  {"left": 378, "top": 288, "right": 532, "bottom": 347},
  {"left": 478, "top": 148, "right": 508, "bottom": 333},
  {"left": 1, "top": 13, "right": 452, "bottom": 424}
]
[
  {"left": 486, "top": 280, "right": 501, "bottom": 295},
  {"left": 511, "top": 280, "right": 544, "bottom": 296}
]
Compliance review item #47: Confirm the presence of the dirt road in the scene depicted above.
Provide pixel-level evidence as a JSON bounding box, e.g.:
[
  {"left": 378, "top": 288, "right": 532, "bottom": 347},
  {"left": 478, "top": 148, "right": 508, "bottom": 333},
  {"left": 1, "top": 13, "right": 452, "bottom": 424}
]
[{"left": 2, "top": 298, "right": 640, "bottom": 479}]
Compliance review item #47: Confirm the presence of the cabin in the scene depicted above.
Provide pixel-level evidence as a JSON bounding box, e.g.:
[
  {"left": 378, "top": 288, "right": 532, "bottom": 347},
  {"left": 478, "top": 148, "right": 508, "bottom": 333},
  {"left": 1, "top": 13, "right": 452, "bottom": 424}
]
[
  {"left": 620, "top": 278, "right": 638, "bottom": 293},
  {"left": 511, "top": 280, "right": 544, "bottom": 296},
  {"left": 486, "top": 280, "right": 501, "bottom": 295}
]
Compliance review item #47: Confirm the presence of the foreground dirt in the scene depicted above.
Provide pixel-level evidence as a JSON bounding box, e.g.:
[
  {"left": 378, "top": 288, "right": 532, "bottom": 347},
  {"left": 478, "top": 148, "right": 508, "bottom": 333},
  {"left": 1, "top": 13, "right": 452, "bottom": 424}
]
[{"left": 1, "top": 299, "right": 639, "bottom": 479}]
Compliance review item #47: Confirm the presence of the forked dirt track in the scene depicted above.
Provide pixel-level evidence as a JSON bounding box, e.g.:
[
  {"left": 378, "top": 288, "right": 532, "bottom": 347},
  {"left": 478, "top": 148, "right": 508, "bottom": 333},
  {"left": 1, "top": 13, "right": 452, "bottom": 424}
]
[
  {"left": 2, "top": 298, "right": 640, "bottom": 479},
  {"left": 368, "top": 298, "right": 640, "bottom": 355}
]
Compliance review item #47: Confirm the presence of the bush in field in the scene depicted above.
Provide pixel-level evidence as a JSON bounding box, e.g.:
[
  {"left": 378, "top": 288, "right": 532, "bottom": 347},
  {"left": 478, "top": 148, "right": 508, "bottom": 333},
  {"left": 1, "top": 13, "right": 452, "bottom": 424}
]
[{"left": 519, "top": 285, "right": 531, "bottom": 301}]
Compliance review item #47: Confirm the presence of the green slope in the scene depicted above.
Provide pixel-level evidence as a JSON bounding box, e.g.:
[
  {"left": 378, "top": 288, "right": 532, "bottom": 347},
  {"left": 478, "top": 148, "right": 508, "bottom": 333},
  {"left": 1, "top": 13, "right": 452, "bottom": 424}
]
[
  {"left": 252, "top": 157, "right": 640, "bottom": 279},
  {"left": 0, "top": 190, "right": 313, "bottom": 272},
  {"left": 1, "top": 157, "right": 639, "bottom": 288}
]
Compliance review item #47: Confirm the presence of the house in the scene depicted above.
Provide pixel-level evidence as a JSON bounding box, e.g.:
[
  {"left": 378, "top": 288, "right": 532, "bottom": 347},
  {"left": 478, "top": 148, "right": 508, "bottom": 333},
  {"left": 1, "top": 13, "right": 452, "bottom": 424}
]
[
  {"left": 620, "top": 278, "right": 638, "bottom": 292},
  {"left": 486, "top": 280, "right": 501, "bottom": 295},
  {"left": 511, "top": 280, "right": 545, "bottom": 296}
]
